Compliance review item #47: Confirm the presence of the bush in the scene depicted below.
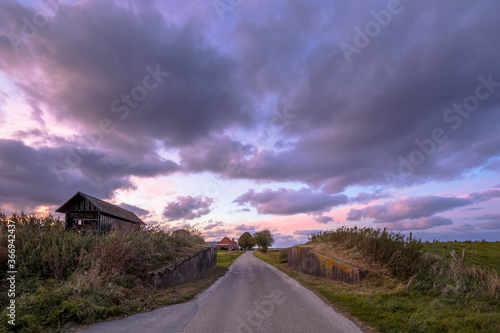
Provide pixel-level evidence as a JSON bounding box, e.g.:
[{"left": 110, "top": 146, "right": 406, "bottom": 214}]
[
  {"left": 1, "top": 213, "right": 97, "bottom": 280},
  {"left": 310, "top": 226, "right": 423, "bottom": 280}
]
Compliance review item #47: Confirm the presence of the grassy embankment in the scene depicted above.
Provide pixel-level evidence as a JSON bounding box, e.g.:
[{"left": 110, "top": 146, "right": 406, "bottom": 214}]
[
  {"left": 0, "top": 213, "right": 244, "bottom": 332},
  {"left": 255, "top": 227, "right": 500, "bottom": 333}
]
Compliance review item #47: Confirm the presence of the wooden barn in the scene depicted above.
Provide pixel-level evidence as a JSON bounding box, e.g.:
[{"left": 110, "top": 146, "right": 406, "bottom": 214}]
[{"left": 56, "top": 192, "right": 144, "bottom": 232}]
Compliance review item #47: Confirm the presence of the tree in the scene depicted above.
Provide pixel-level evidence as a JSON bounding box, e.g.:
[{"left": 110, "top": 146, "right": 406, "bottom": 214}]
[
  {"left": 253, "top": 230, "right": 274, "bottom": 252},
  {"left": 238, "top": 232, "right": 256, "bottom": 250}
]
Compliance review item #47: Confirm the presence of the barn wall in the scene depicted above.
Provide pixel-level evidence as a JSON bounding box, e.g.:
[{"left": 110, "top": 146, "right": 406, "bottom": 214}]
[
  {"left": 98, "top": 214, "right": 138, "bottom": 231},
  {"left": 288, "top": 246, "right": 366, "bottom": 284},
  {"left": 70, "top": 197, "right": 98, "bottom": 212},
  {"left": 64, "top": 196, "right": 98, "bottom": 230},
  {"left": 146, "top": 247, "right": 217, "bottom": 287}
]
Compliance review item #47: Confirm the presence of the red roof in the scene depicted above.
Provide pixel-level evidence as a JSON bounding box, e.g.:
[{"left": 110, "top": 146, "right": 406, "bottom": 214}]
[
  {"left": 216, "top": 236, "right": 238, "bottom": 249},
  {"left": 217, "top": 236, "right": 234, "bottom": 245}
]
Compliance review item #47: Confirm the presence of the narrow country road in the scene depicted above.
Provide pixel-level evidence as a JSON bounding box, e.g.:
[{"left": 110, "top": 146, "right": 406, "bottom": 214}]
[{"left": 79, "top": 251, "right": 363, "bottom": 333}]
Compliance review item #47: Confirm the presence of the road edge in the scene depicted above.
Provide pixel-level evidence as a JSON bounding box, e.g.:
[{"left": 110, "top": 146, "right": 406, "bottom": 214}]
[{"left": 253, "top": 251, "right": 375, "bottom": 333}]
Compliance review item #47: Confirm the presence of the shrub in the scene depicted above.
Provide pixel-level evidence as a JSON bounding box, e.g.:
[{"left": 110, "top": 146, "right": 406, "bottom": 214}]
[
  {"left": 1, "top": 213, "right": 97, "bottom": 280},
  {"left": 310, "top": 226, "right": 423, "bottom": 280}
]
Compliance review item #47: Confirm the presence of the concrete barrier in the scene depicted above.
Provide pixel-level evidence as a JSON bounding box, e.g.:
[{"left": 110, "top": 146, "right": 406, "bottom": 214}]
[
  {"left": 288, "top": 246, "right": 366, "bottom": 284},
  {"left": 147, "top": 247, "right": 217, "bottom": 287}
]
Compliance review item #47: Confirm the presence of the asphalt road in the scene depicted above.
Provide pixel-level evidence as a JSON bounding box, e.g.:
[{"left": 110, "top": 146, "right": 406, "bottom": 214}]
[{"left": 79, "top": 251, "right": 363, "bottom": 333}]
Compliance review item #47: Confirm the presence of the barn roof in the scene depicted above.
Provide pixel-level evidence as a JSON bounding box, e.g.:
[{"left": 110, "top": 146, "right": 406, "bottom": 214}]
[
  {"left": 56, "top": 192, "right": 143, "bottom": 224},
  {"left": 217, "top": 236, "right": 236, "bottom": 244}
]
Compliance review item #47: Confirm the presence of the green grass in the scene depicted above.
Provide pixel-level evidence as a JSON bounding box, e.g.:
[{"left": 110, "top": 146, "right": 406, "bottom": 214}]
[
  {"left": 255, "top": 234, "right": 500, "bottom": 333},
  {"left": 255, "top": 249, "right": 288, "bottom": 264},
  {"left": 423, "top": 241, "right": 500, "bottom": 274},
  {"left": 216, "top": 250, "right": 245, "bottom": 268}
]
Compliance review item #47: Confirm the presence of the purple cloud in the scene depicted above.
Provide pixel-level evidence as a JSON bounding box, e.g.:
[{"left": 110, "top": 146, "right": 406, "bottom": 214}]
[
  {"left": 118, "top": 203, "right": 150, "bottom": 218},
  {"left": 467, "top": 188, "right": 500, "bottom": 203},
  {"left": 313, "top": 216, "right": 334, "bottom": 224},
  {"left": 233, "top": 188, "right": 348, "bottom": 215},
  {"left": 380, "top": 216, "right": 453, "bottom": 231},
  {"left": 180, "top": 134, "right": 253, "bottom": 176},
  {"left": 162, "top": 195, "right": 213, "bottom": 221},
  {"left": 233, "top": 224, "right": 258, "bottom": 234},
  {"left": 347, "top": 196, "right": 472, "bottom": 223},
  {"left": 0, "top": 0, "right": 499, "bottom": 243},
  {"left": 0, "top": 139, "right": 177, "bottom": 209},
  {"left": 349, "top": 190, "right": 392, "bottom": 204},
  {"left": 203, "top": 220, "right": 224, "bottom": 230}
]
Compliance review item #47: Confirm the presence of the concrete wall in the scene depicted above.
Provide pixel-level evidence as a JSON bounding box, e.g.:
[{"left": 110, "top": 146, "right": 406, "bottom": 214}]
[
  {"left": 147, "top": 247, "right": 217, "bottom": 287},
  {"left": 288, "top": 246, "right": 366, "bottom": 284}
]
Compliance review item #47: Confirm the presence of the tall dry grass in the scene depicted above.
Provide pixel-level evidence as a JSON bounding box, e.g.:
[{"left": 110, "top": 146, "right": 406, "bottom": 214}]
[{"left": 310, "top": 226, "right": 423, "bottom": 279}]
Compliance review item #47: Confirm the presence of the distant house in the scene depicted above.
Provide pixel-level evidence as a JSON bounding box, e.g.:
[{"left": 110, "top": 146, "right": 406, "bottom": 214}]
[
  {"left": 56, "top": 191, "right": 144, "bottom": 232},
  {"left": 215, "top": 236, "right": 239, "bottom": 250}
]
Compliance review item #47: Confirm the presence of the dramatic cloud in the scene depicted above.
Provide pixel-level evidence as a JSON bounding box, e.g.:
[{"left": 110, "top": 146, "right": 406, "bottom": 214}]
[
  {"left": 0, "top": 139, "right": 177, "bottom": 209},
  {"left": 1, "top": 0, "right": 500, "bottom": 243},
  {"left": 204, "top": 220, "right": 224, "bottom": 230},
  {"left": 346, "top": 209, "right": 364, "bottom": 221},
  {"left": 162, "top": 195, "right": 213, "bottom": 221},
  {"left": 467, "top": 187, "right": 500, "bottom": 203},
  {"left": 313, "top": 216, "right": 334, "bottom": 224},
  {"left": 180, "top": 134, "right": 253, "bottom": 176},
  {"left": 349, "top": 190, "right": 392, "bottom": 204},
  {"left": 0, "top": 1, "right": 252, "bottom": 147},
  {"left": 381, "top": 216, "right": 453, "bottom": 231},
  {"left": 118, "top": 203, "right": 151, "bottom": 218},
  {"left": 233, "top": 224, "right": 258, "bottom": 234},
  {"left": 347, "top": 196, "right": 472, "bottom": 223},
  {"left": 179, "top": 1, "right": 500, "bottom": 193},
  {"left": 233, "top": 188, "right": 348, "bottom": 215}
]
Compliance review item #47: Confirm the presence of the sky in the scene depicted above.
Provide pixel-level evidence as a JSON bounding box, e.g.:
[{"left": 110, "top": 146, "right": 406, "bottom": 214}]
[{"left": 0, "top": 0, "right": 499, "bottom": 247}]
